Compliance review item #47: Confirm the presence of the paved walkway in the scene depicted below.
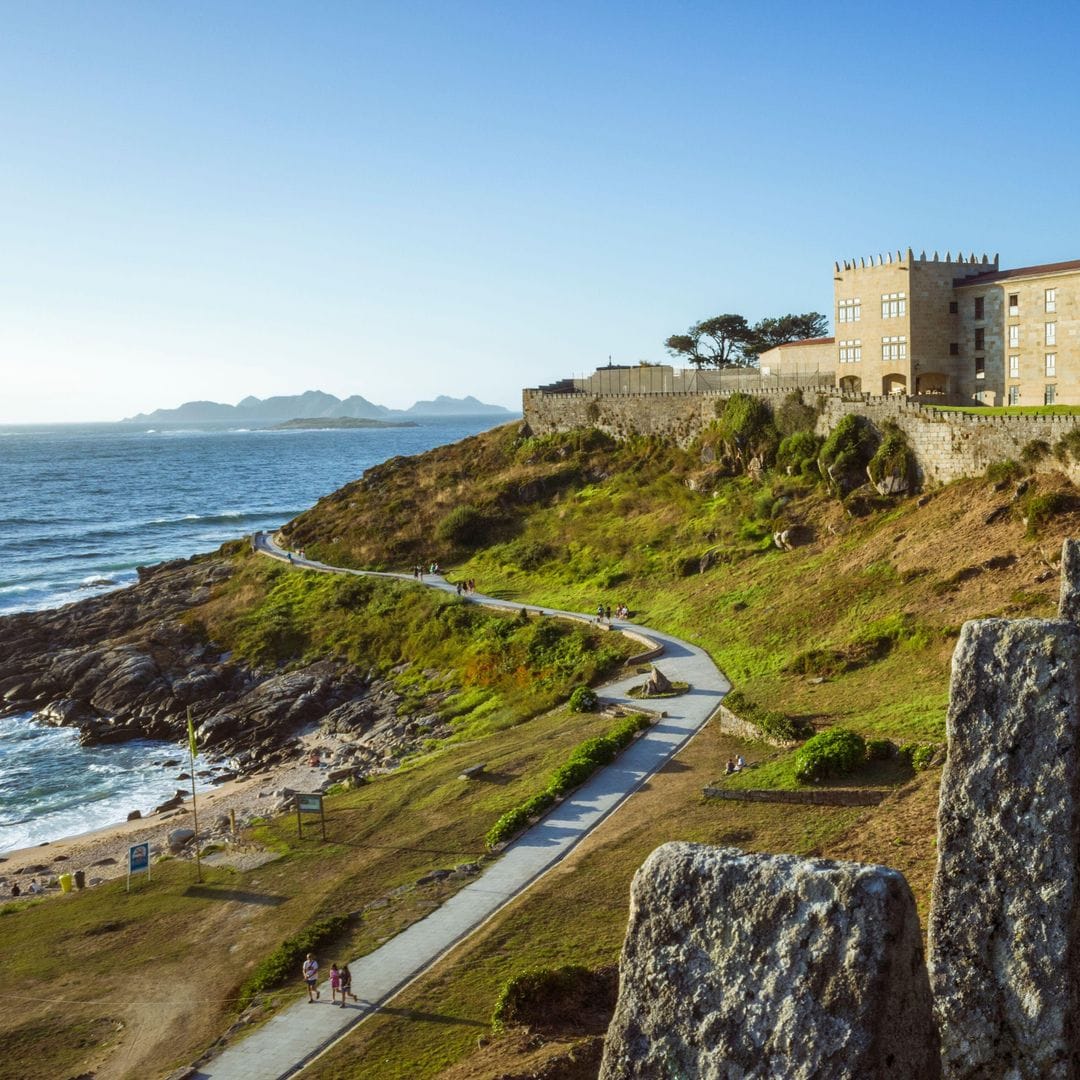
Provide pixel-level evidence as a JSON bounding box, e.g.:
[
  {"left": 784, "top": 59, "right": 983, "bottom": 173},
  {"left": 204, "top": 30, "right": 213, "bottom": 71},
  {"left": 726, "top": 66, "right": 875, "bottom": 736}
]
[{"left": 193, "top": 534, "right": 729, "bottom": 1079}]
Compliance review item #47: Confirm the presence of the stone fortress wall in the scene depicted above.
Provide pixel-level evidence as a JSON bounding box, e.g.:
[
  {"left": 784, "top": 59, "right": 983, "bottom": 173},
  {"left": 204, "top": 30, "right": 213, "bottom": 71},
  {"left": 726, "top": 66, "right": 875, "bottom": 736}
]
[{"left": 523, "top": 374, "right": 1080, "bottom": 485}]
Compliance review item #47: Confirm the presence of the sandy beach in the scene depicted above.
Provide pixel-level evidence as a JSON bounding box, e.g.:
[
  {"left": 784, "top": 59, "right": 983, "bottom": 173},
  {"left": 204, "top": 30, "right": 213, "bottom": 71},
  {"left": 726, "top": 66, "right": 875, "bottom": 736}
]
[{"left": 0, "top": 726, "right": 365, "bottom": 899}]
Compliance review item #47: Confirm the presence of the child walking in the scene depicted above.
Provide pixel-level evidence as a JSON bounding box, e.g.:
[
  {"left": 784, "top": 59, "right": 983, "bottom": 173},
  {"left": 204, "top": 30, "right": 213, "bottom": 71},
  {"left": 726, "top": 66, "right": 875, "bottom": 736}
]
[
  {"left": 329, "top": 963, "right": 342, "bottom": 1004},
  {"left": 339, "top": 964, "right": 359, "bottom": 1005}
]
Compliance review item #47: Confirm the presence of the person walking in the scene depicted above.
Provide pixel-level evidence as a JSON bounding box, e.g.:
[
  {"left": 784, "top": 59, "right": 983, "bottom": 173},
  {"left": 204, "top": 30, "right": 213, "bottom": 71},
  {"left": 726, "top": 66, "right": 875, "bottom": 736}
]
[
  {"left": 302, "top": 953, "right": 320, "bottom": 1002},
  {"left": 339, "top": 964, "right": 359, "bottom": 1005},
  {"left": 329, "top": 963, "right": 342, "bottom": 1004}
]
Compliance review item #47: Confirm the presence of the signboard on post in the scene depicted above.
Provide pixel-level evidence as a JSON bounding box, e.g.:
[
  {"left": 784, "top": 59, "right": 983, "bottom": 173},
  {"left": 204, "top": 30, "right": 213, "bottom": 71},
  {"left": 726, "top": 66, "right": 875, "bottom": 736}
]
[
  {"left": 127, "top": 842, "right": 151, "bottom": 892},
  {"left": 295, "top": 793, "right": 326, "bottom": 840}
]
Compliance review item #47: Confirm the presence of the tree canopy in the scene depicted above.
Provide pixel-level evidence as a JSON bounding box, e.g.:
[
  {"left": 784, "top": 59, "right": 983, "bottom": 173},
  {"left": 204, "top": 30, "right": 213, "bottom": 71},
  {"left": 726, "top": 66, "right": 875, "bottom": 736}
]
[{"left": 664, "top": 311, "right": 828, "bottom": 368}]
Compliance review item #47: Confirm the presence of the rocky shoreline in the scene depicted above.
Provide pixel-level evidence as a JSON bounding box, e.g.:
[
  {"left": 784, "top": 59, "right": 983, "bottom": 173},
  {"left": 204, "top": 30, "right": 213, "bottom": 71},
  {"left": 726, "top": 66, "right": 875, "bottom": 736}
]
[{"left": 0, "top": 547, "right": 454, "bottom": 895}]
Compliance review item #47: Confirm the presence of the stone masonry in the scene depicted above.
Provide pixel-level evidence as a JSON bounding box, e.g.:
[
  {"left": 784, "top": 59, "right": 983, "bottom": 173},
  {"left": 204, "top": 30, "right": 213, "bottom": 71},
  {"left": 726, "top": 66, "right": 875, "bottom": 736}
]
[
  {"left": 599, "top": 843, "right": 940, "bottom": 1079},
  {"left": 927, "top": 613, "right": 1080, "bottom": 1078},
  {"left": 522, "top": 383, "right": 1080, "bottom": 485}
]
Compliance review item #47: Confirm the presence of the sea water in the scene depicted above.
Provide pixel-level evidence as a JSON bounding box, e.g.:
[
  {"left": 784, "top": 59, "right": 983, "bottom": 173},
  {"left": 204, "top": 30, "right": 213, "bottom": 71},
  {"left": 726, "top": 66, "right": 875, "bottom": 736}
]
[{"left": 0, "top": 417, "right": 512, "bottom": 850}]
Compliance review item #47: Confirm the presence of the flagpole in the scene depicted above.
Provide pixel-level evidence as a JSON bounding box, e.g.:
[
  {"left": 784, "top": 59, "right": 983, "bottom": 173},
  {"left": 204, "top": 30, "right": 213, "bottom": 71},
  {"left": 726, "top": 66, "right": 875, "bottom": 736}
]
[{"left": 188, "top": 707, "right": 202, "bottom": 884}]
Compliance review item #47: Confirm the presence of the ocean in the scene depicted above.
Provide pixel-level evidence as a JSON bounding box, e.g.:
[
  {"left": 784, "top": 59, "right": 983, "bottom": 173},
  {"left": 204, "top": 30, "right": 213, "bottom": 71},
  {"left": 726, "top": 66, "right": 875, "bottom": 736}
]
[{"left": 0, "top": 416, "right": 513, "bottom": 851}]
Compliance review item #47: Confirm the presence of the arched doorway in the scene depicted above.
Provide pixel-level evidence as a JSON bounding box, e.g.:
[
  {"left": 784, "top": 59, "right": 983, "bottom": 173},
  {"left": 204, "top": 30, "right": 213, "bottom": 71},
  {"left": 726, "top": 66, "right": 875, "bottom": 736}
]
[
  {"left": 915, "top": 372, "right": 948, "bottom": 395},
  {"left": 882, "top": 373, "right": 907, "bottom": 395},
  {"left": 839, "top": 375, "right": 862, "bottom": 394}
]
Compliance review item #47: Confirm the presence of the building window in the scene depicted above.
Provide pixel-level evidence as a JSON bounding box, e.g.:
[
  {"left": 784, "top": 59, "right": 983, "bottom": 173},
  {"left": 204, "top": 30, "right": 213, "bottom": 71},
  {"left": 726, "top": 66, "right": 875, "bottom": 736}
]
[
  {"left": 1010, "top": 355, "right": 1020, "bottom": 377},
  {"left": 949, "top": 300, "right": 959, "bottom": 314},
  {"left": 838, "top": 339, "right": 862, "bottom": 363},
  {"left": 1047, "top": 322, "right": 1057, "bottom": 345},
  {"left": 975, "top": 357, "right": 986, "bottom": 379},
  {"left": 881, "top": 291, "right": 907, "bottom": 318},
  {"left": 949, "top": 342, "right": 960, "bottom": 355},
  {"left": 1047, "top": 353, "right": 1057, "bottom": 376},
  {"left": 974, "top": 328, "right": 985, "bottom": 351},
  {"left": 1046, "top": 288, "right": 1057, "bottom": 313},
  {"left": 1009, "top": 385, "right": 1021, "bottom": 405},
  {"left": 1009, "top": 325, "right": 1020, "bottom": 347},
  {"left": 974, "top": 296, "right": 985, "bottom": 319},
  {"left": 882, "top": 335, "right": 907, "bottom": 362},
  {"left": 1009, "top": 293, "right": 1019, "bottom": 316},
  {"left": 838, "top": 298, "right": 861, "bottom": 323},
  {"left": 1046, "top": 384, "right": 1057, "bottom": 405}
]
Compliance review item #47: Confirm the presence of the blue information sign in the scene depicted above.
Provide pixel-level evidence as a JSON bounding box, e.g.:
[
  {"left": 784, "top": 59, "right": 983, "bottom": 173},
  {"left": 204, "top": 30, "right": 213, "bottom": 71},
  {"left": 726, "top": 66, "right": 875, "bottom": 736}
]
[{"left": 129, "top": 842, "right": 150, "bottom": 873}]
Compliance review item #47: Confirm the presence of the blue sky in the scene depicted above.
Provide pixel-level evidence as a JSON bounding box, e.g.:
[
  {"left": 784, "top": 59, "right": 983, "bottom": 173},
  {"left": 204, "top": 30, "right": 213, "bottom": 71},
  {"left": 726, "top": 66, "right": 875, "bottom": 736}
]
[{"left": 1, "top": 1, "right": 1078, "bottom": 421}]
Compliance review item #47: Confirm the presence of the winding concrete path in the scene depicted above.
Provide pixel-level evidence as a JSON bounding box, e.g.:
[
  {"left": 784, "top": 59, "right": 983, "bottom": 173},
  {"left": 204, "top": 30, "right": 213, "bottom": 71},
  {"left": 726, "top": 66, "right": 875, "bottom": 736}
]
[{"left": 193, "top": 533, "right": 729, "bottom": 1079}]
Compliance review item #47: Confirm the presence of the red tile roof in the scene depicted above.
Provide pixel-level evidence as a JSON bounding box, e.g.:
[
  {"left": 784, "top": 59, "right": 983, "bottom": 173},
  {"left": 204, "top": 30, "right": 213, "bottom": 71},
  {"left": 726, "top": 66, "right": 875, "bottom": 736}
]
[
  {"left": 954, "top": 259, "right": 1080, "bottom": 288},
  {"left": 775, "top": 336, "right": 835, "bottom": 347}
]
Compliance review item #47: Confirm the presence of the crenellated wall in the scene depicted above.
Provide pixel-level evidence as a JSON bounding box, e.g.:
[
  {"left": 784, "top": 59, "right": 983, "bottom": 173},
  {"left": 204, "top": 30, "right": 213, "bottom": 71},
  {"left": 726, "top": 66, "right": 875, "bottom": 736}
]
[{"left": 522, "top": 385, "right": 1080, "bottom": 485}]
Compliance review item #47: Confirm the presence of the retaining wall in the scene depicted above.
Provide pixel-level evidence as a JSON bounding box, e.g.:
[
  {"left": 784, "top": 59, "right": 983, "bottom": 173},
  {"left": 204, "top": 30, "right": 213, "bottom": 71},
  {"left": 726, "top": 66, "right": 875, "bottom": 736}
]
[{"left": 523, "top": 387, "right": 1080, "bottom": 485}]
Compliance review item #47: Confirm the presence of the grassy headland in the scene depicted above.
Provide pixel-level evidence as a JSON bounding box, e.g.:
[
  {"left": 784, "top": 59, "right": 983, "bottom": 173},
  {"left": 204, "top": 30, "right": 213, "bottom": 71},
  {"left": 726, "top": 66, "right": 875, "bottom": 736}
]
[{"left": 7, "top": 413, "right": 1080, "bottom": 1078}]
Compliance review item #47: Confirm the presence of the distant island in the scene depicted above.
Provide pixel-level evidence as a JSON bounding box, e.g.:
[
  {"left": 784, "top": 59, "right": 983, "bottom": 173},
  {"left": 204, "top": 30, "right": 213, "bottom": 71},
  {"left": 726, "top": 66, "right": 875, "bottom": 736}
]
[
  {"left": 124, "top": 390, "right": 517, "bottom": 424},
  {"left": 270, "top": 417, "right": 419, "bottom": 431}
]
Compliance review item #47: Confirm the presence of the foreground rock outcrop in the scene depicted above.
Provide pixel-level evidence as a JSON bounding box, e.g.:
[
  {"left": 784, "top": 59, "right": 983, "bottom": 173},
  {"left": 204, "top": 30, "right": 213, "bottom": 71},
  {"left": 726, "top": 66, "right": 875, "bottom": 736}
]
[
  {"left": 928, "top": 614, "right": 1080, "bottom": 1079},
  {"left": 0, "top": 552, "right": 436, "bottom": 770},
  {"left": 600, "top": 842, "right": 939, "bottom": 1079}
]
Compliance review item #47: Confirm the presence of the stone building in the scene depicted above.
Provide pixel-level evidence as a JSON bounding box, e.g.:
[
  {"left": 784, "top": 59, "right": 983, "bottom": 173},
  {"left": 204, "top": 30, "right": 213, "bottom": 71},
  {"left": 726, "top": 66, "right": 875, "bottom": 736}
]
[{"left": 763, "top": 250, "right": 1080, "bottom": 406}]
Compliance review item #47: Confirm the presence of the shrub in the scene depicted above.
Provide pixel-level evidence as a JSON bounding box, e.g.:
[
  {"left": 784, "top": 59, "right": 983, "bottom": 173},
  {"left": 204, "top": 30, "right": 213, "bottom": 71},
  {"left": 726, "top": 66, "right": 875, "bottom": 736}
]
[
  {"left": 899, "top": 743, "right": 938, "bottom": 771},
  {"left": 793, "top": 729, "right": 867, "bottom": 784},
  {"left": 1020, "top": 439, "right": 1052, "bottom": 468},
  {"left": 568, "top": 686, "right": 599, "bottom": 712},
  {"left": 485, "top": 713, "right": 649, "bottom": 848},
  {"left": 867, "top": 421, "right": 916, "bottom": 492},
  {"left": 712, "top": 393, "right": 779, "bottom": 470},
  {"left": 866, "top": 738, "right": 894, "bottom": 761},
  {"left": 1022, "top": 490, "right": 1076, "bottom": 536},
  {"left": 236, "top": 914, "right": 349, "bottom": 1010},
  {"left": 776, "top": 431, "right": 823, "bottom": 476},
  {"left": 818, "top": 414, "right": 878, "bottom": 495},
  {"left": 1055, "top": 428, "right": 1080, "bottom": 464},
  {"left": 492, "top": 965, "right": 614, "bottom": 1032},
  {"left": 436, "top": 504, "right": 498, "bottom": 547},
  {"left": 774, "top": 390, "right": 818, "bottom": 437},
  {"left": 722, "top": 689, "right": 811, "bottom": 742},
  {"left": 985, "top": 459, "right": 1025, "bottom": 486}
]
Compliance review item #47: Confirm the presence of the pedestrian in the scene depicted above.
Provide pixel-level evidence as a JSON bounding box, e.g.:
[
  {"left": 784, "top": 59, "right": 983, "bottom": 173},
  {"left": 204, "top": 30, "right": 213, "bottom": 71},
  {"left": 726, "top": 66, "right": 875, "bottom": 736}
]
[
  {"left": 329, "top": 963, "right": 342, "bottom": 1004},
  {"left": 340, "top": 964, "right": 358, "bottom": 1004},
  {"left": 468, "top": 578, "right": 476, "bottom": 593},
  {"left": 605, "top": 605, "right": 612, "bottom": 621},
  {"left": 456, "top": 581, "right": 463, "bottom": 596},
  {"left": 597, "top": 604, "right": 604, "bottom": 623},
  {"left": 302, "top": 953, "right": 320, "bottom": 1002},
  {"left": 10, "top": 882, "right": 20, "bottom": 898},
  {"left": 286, "top": 552, "right": 293, "bottom": 564}
]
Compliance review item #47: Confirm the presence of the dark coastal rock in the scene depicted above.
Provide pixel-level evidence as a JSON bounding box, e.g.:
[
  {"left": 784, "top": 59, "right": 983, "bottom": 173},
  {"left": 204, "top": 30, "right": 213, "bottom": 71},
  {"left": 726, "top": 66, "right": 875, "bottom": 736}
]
[
  {"left": 601, "top": 842, "right": 939, "bottom": 1079},
  {"left": 929, "top": 616, "right": 1080, "bottom": 1078},
  {"left": 0, "top": 550, "right": 435, "bottom": 775}
]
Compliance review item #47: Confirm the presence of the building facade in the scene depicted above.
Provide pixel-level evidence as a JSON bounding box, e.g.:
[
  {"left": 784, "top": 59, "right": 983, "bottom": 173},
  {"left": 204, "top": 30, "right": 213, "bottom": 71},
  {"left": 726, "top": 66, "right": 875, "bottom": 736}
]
[{"left": 764, "top": 250, "right": 1080, "bottom": 406}]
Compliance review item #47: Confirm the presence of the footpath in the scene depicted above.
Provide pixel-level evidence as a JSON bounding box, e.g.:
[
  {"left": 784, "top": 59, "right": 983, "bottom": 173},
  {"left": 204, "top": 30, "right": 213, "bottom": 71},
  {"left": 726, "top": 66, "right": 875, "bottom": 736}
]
[{"left": 192, "top": 533, "right": 729, "bottom": 1079}]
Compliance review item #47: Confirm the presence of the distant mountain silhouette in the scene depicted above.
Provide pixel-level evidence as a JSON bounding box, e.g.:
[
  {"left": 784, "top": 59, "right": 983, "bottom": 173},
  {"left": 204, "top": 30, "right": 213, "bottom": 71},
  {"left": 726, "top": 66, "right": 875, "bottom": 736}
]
[{"left": 124, "top": 391, "right": 515, "bottom": 423}]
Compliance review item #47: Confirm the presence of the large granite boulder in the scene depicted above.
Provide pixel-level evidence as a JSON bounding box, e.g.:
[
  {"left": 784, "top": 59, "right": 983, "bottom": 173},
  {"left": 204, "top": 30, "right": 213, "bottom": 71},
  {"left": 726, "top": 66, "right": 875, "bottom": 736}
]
[
  {"left": 928, "top": 616, "right": 1080, "bottom": 1079},
  {"left": 600, "top": 842, "right": 939, "bottom": 1079}
]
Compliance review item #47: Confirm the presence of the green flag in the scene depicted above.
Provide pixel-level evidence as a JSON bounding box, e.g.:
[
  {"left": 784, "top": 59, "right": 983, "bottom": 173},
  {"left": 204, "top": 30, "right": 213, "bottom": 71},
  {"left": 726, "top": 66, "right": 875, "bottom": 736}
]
[{"left": 187, "top": 708, "right": 198, "bottom": 761}]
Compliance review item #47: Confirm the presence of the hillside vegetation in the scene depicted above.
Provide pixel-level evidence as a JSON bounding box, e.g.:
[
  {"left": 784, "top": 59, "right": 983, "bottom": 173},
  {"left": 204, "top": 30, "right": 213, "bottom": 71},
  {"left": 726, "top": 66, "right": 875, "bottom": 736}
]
[{"left": 10, "top": 404, "right": 1080, "bottom": 1080}]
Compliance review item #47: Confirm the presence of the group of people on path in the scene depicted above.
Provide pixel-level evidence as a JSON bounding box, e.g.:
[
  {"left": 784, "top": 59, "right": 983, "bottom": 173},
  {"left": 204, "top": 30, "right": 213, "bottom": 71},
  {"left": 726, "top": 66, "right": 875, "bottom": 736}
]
[
  {"left": 302, "top": 953, "right": 359, "bottom": 1007},
  {"left": 413, "top": 561, "right": 443, "bottom": 579},
  {"left": 595, "top": 602, "right": 630, "bottom": 624},
  {"left": 455, "top": 578, "right": 477, "bottom": 595}
]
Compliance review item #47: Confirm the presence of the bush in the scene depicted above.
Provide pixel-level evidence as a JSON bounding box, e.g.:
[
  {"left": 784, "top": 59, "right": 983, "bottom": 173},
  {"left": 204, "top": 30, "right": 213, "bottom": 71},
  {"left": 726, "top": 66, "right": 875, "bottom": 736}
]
[
  {"left": 436, "top": 504, "right": 498, "bottom": 547},
  {"left": 485, "top": 713, "right": 649, "bottom": 848},
  {"left": 1022, "top": 490, "right": 1076, "bottom": 536},
  {"left": 1054, "top": 428, "right": 1080, "bottom": 464},
  {"left": 900, "top": 743, "right": 938, "bottom": 771},
  {"left": 492, "top": 965, "right": 614, "bottom": 1033},
  {"left": 867, "top": 421, "right": 916, "bottom": 492},
  {"left": 818, "top": 414, "right": 878, "bottom": 495},
  {"left": 568, "top": 686, "right": 599, "bottom": 712},
  {"left": 236, "top": 914, "right": 350, "bottom": 1010},
  {"left": 774, "top": 390, "right": 818, "bottom": 437},
  {"left": 1020, "top": 439, "right": 1052, "bottom": 468},
  {"left": 722, "top": 690, "right": 811, "bottom": 742},
  {"left": 865, "top": 738, "right": 894, "bottom": 761},
  {"left": 985, "top": 459, "right": 1025, "bottom": 486},
  {"left": 793, "top": 729, "right": 867, "bottom": 784},
  {"left": 776, "top": 431, "right": 823, "bottom": 476},
  {"left": 711, "top": 393, "right": 779, "bottom": 470}
]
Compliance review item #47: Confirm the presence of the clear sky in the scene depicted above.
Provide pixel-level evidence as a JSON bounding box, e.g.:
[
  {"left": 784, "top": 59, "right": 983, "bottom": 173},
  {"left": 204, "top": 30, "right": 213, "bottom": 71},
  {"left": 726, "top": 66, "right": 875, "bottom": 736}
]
[{"left": 2, "top": 1, "right": 1078, "bottom": 422}]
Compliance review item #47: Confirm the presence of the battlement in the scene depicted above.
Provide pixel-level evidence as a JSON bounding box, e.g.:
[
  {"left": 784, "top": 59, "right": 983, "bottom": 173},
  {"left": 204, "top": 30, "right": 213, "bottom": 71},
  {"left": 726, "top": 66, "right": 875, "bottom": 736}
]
[{"left": 835, "top": 248, "right": 999, "bottom": 273}]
